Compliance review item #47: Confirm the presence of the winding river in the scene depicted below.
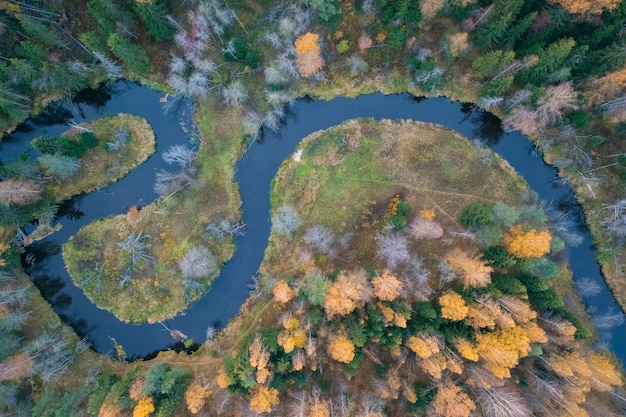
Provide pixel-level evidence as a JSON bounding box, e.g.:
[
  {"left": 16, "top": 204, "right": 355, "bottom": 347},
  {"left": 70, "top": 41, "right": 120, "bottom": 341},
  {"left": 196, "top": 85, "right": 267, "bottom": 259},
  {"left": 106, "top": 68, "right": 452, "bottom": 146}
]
[{"left": 2, "top": 82, "right": 625, "bottom": 365}]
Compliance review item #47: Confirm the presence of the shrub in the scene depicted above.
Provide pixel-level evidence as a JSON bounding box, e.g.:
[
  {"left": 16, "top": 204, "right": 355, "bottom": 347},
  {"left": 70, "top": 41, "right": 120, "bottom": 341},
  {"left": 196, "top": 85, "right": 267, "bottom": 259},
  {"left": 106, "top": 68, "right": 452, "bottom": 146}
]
[{"left": 390, "top": 200, "right": 410, "bottom": 230}]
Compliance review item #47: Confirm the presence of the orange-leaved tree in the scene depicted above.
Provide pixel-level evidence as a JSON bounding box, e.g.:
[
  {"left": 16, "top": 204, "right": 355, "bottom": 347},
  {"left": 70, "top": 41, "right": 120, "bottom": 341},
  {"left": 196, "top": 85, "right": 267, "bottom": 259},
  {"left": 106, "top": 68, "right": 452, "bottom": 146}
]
[
  {"left": 295, "top": 32, "right": 323, "bottom": 77},
  {"left": 249, "top": 386, "right": 279, "bottom": 414},
  {"left": 372, "top": 269, "right": 404, "bottom": 301},
  {"left": 249, "top": 336, "right": 271, "bottom": 384},
  {"left": 445, "top": 248, "right": 493, "bottom": 288},
  {"left": 438, "top": 291, "right": 468, "bottom": 321},
  {"left": 323, "top": 269, "right": 372, "bottom": 319},
  {"left": 273, "top": 280, "right": 297, "bottom": 303},
  {"left": 407, "top": 334, "right": 441, "bottom": 359},
  {"left": 328, "top": 334, "right": 355, "bottom": 363},
  {"left": 503, "top": 225, "right": 551, "bottom": 258}
]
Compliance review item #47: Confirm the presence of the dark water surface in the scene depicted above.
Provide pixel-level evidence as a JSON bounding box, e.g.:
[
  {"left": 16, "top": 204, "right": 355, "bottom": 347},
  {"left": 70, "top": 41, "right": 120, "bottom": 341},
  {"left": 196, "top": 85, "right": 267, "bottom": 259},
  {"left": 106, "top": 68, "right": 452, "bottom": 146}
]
[{"left": 2, "top": 84, "right": 624, "bottom": 365}]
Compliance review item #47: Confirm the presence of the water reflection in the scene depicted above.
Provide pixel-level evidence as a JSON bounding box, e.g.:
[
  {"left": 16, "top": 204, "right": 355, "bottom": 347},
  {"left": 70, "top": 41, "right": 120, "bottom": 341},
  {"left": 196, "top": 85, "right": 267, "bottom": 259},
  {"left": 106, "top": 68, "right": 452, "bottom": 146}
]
[
  {"left": 472, "top": 111, "right": 504, "bottom": 144},
  {"left": 56, "top": 197, "right": 85, "bottom": 221},
  {"left": 32, "top": 274, "right": 70, "bottom": 309}
]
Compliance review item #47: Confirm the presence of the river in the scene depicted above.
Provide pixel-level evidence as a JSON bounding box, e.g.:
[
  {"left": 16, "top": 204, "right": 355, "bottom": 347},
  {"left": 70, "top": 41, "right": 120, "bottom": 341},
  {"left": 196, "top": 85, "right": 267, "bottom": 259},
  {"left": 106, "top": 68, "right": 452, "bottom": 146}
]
[{"left": 2, "top": 82, "right": 624, "bottom": 365}]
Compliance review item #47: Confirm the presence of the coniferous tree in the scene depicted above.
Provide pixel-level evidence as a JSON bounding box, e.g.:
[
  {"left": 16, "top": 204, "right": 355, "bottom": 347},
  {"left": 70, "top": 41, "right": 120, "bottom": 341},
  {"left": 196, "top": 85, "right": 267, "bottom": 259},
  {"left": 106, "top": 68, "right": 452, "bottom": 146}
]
[{"left": 107, "top": 34, "right": 150, "bottom": 76}]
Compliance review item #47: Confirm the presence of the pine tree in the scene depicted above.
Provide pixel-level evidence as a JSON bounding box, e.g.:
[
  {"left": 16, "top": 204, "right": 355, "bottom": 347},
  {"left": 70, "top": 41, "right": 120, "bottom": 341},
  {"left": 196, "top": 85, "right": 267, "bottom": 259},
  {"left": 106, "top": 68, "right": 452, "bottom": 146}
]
[
  {"left": 134, "top": 0, "right": 176, "bottom": 41},
  {"left": 107, "top": 34, "right": 150, "bottom": 76}
]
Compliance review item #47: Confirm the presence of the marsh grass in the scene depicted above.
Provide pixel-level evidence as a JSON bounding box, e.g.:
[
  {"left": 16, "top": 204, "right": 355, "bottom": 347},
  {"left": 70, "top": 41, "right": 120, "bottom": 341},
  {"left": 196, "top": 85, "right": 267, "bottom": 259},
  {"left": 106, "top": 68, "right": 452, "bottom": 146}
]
[
  {"left": 63, "top": 101, "right": 244, "bottom": 323},
  {"left": 44, "top": 114, "right": 155, "bottom": 201}
]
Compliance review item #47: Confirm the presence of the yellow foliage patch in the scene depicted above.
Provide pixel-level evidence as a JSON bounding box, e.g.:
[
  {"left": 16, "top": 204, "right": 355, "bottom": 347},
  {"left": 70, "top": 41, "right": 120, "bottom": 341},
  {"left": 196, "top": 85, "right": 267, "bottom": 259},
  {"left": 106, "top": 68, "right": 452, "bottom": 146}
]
[{"left": 503, "top": 225, "right": 551, "bottom": 258}]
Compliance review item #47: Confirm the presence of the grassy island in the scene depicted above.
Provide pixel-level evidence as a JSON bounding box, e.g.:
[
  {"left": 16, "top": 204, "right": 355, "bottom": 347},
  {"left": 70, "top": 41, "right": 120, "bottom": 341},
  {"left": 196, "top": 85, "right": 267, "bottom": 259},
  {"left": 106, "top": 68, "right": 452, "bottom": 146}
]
[{"left": 41, "top": 114, "right": 156, "bottom": 201}]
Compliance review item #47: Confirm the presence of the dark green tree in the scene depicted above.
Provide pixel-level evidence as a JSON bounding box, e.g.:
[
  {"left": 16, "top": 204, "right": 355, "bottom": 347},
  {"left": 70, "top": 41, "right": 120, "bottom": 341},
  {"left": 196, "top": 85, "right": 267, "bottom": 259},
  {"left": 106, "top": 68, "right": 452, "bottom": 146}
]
[{"left": 107, "top": 34, "right": 150, "bottom": 76}]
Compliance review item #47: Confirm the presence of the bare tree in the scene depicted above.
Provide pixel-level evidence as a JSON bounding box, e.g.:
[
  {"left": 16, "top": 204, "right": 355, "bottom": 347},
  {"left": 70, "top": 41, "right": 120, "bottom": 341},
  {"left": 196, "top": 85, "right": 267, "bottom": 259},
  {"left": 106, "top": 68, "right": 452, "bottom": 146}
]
[
  {"left": 27, "top": 332, "right": 74, "bottom": 382},
  {"left": 304, "top": 225, "right": 334, "bottom": 254},
  {"left": 0, "top": 179, "right": 42, "bottom": 206},
  {"left": 478, "top": 387, "right": 533, "bottom": 417},
  {"left": 221, "top": 80, "right": 248, "bottom": 107},
  {"left": 117, "top": 231, "right": 153, "bottom": 267},
  {"left": 179, "top": 246, "right": 217, "bottom": 280},
  {"left": 163, "top": 145, "right": 196, "bottom": 168},
  {"left": 272, "top": 205, "right": 302, "bottom": 235},
  {"left": 537, "top": 82, "right": 578, "bottom": 126},
  {"left": 106, "top": 128, "right": 130, "bottom": 151},
  {"left": 206, "top": 220, "right": 246, "bottom": 239},
  {"left": 376, "top": 232, "right": 410, "bottom": 269},
  {"left": 602, "top": 199, "right": 626, "bottom": 239}
]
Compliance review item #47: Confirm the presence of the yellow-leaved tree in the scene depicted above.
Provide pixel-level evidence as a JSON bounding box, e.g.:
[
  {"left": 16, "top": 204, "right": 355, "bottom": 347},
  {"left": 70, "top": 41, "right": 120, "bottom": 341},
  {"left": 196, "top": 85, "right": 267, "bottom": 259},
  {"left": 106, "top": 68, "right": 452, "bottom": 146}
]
[
  {"left": 475, "top": 325, "right": 532, "bottom": 378},
  {"left": 445, "top": 248, "right": 493, "bottom": 288},
  {"left": 328, "top": 335, "right": 355, "bottom": 363},
  {"left": 185, "top": 382, "right": 211, "bottom": 414},
  {"left": 503, "top": 225, "right": 551, "bottom": 258},
  {"left": 133, "top": 397, "right": 155, "bottom": 417},
  {"left": 294, "top": 32, "right": 324, "bottom": 77},
  {"left": 249, "top": 386, "right": 279, "bottom": 414},
  {"left": 277, "top": 316, "right": 307, "bottom": 353},
  {"left": 438, "top": 291, "right": 468, "bottom": 321},
  {"left": 430, "top": 383, "right": 476, "bottom": 417},
  {"left": 549, "top": 0, "right": 621, "bottom": 15},
  {"left": 372, "top": 269, "right": 404, "bottom": 301}
]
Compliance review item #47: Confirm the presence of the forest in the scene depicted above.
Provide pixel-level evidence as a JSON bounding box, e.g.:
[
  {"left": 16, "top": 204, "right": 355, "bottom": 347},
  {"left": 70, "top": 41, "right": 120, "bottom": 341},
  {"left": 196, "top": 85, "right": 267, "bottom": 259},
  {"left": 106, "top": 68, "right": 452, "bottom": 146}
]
[{"left": 1, "top": 0, "right": 626, "bottom": 416}]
